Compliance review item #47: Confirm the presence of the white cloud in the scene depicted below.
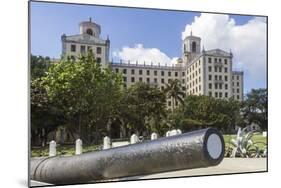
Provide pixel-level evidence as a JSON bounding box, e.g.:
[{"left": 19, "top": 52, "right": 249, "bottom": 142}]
[
  {"left": 112, "top": 44, "right": 179, "bottom": 66},
  {"left": 182, "top": 13, "right": 267, "bottom": 91}
]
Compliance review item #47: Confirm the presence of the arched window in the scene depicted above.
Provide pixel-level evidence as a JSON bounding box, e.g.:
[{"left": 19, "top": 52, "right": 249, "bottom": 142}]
[
  {"left": 86, "top": 28, "right": 93, "bottom": 35},
  {"left": 192, "top": 41, "right": 197, "bottom": 53},
  {"left": 184, "top": 44, "right": 186, "bottom": 52}
]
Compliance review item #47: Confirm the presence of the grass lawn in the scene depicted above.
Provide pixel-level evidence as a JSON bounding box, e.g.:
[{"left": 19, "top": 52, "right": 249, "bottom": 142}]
[
  {"left": 31, "top": 144, "right": 101, "bottom": 157},
  {"left": 31, "top": 133, "right": 267, "bottom": 158},
  {"left": 223, "top": 133, "right": 267, "bottom": 151}
]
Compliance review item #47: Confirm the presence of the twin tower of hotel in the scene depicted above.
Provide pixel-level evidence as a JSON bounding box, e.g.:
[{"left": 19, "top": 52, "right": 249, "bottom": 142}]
[{"left": 61, "top": 18, "right": 243, "bottom": 109}]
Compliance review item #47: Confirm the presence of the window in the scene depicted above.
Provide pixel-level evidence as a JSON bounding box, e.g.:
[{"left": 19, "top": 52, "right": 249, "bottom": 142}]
[
  {"left": 237, "top": 95, "right": 240, "bottom": 100},
  {"left": 123, "top": 69, "right": 127, "bottom": 74},
  {"left": 147, "top": 78, "right": 150, "bottom": 83},
  {"left": 219, "top": 75, "right": 222, "bottom": 80},
  {"left": 215, "top": 83, "right": 218, "bottom": 89},
  {"left": 209, "top": 75, "right": 212, "bottom": 81},
  {"left": 161, "top": 78, "right": 164, "bottom": 83},
  {"left": 224, "top": 67, "right": 228, "bottom": 73},
  {"left": 175, "top": 72, "right": 178, "bottom": 77},
  {"left": 215, "top": 67, "right": 217, "bottom": 72},
  {"left": 237, "top": 82, "right": 240, "bottom": 86},
  {"left": 131, "top": 77, "right": 135, "bottom": 83},
  {"left": 71, "top": 44, "right": 76, "bottom": 52},
  {"left": 168, "top": 101, "right": 171, "bottom": 106},
  {"left": 182, "top": 79, "right": 185, "bottom": 83},
  {"left": 182, "top": 72, "right": 185, "bottom": 76},
  {"left": 219, "top": 67, "right": 222, "bottom": 72},
  {"left": 139, "top": 69, "right": 143, "bottom": 75},
  {"left": 154, "top": 70, "right": 157, "bottom": 76},
  {"left": 115, "top": 68, "right": 119, "bottom": 73},
  {"left": 237, "top": 75, "right": 239, "bottom": 80},
  {"left": 225, "top": 92, "right": 228, "bottom": 98},
  {"left": 80, "top": 45, "right": 86, "bottom": 54},
  {"left": 192, "top": 41, "right": 196, "bottom": 52},
  {"left": 131, "top": 69, "right": 135, "bottom": 75},
  {"left": 161, "top": 71, "right": 164, "bottom": 76},
  {"left": 199, "top": 77, "right": 201, "bottom": 82},
  {"left": 209, "top": 83, "right": 212, "bottom": 89},
  {"left": 147, "top": 70, "right": 150, "bottom": 75},
  {"left": 195, "top": 71, "right": 197, "bottom": 76},
  {"left": 97, "top": 47, "right": 102, "bottom": 54},
  {"left": 154, "top": 78, "right": 157, "bottom": 83},
  {"left": 96, "top": 57, "right": 101, "bottom": 63},
  {"left": 215, "top": 58, "right": 217, "bottom": 63},
  {"left": 224, "top": 59, "right": 227, "bottom": 65},
  {"left": 237, "top": 88, "right": 240, "bottom": 93},
  {"left": 225, "top": 84, "right": 228, "bottom": 90},
  {"left": 208, "top": 58, "right": 212, "bottom": 63},
  {"left": 215, "top": 92, "right": 218, "bottom": 98},
  {"left": 139, "top": 77, "right": 143, "bottom": 82},
  {"left": 87, "top": 46, "right": 92, "bottom": 51},
  {"left": 219, "top": 84, "right": 222, "bottom": 89},
  {"left": 219, "top": 58, "right": 222, "bottom": 63},
  {"left": 86, "top": 28, "right": 93, "bottom": 35},
  {"left": 225, "top": 76, "right": 228, "bottom": 81},
  {"left": 199, "top": 85, "right": 201, "bottom": 91},
  {"left": 168, "top": 72, "right": 171, "bottom": 76},
  {"left": 123, "top": 77, "right": 127, "bottom": 82},
  {"left": 199, "top": 68, "right": 201, "bottom": 74},
  {"left": 219, "top": 92, "right": 222, "bottom": 98},
  {"left": 215, "top": 75, "right": 218, "bottom": 80}
]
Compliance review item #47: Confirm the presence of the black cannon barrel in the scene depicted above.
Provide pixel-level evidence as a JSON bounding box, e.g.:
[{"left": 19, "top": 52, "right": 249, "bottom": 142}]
[{"left": 30, "top": 128, "right": 225, "bottom": 185}]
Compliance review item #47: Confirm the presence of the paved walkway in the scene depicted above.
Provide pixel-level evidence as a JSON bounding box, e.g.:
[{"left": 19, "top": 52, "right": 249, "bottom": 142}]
[
  {"left": 30, "top": 158, "right": 267, "bottom": 186},
  {"left": 117, "top": 158, "right": 267, "bottom": 180}
]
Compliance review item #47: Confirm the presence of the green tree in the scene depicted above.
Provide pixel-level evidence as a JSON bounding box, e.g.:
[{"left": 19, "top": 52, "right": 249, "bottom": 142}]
[
  {"left": 31, "top": 78, "right": 65, "bottom": 146},
  {"left": 42, "top": 51, "right": 123, "bottom": 143},
  {"left": 242, "top": 88, "right": 268, "bottom": 130},
  {"left": 164, "top": 79, "right": 185, "bottom": 113},
  {"left": 175, "top": 95, "right": 242, "bottom": 132},
  {"left": 121, "top": 82, "right": 167, "bottom": 135},
  {"left": 31, "top": 55, "right": 52, "bottom": 80}
]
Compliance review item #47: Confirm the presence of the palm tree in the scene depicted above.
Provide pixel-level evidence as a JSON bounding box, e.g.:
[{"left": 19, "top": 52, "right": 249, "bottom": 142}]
[{"left": 164, "top": 79, "right": 185, "bottom": 113}]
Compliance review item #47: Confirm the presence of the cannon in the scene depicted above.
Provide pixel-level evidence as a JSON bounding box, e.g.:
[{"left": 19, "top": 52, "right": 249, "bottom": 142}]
[{"left": 30, "top": 128, "right": 225, "bottom": 185}]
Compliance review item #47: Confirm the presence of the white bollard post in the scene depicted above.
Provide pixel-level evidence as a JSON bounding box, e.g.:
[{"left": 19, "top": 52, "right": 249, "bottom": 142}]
[
  {"left": 166, "top": 131, "right": 171, "bottom": 137},
  {"left": 170, "top": 129, "right": 178, "bottom": 136},
  {"left": 49, "top": 140, "right": 56, "bottom": 157},
  {"left": 103, "top": 136, "right": 111, "bottom": 150},
  {"left": 176, "top": 129, "right": 182, "bottom": 134},
  {"left": 130, "top": 134, "right": 139, "bottom": 144},
  {"left": 151, "top": 132, "right": 158, "bottom": 140},
  {"left": 75, "top": 139, "right": 83, "bottom": 155}
]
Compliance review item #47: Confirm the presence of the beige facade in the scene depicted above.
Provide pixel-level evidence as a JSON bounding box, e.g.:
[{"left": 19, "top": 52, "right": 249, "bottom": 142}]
[
  {"left": 61, "top": 18, "right": 110, "bottom": 69},
  {"left": 62, "top": 20, "right": 244, "bottom": 109}
]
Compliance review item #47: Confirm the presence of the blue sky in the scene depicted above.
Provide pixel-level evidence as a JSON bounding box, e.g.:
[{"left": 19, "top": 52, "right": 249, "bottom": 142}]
[{"left": 30, "top": 1, "right": 267, "bottom": 93}]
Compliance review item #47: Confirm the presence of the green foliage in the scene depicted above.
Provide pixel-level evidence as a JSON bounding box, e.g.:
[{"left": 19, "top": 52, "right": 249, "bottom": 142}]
[
  {"left": 242, "top": 88, "right": 268, "bottom": 130},
  {"left": 120, "top": 82, "right": 167, "bottom": 134},
  {"left": 164, "top": 79, "right": 185, "bottom": 112},
  {"left": 35, "top": 51, "right": 123, "bottom": 143},
  {"left": 174, "top": 95, "right": 243, "bottom": 132},
  {"left": 31, "top": 55, "right": 51, "bottom": 80}
]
